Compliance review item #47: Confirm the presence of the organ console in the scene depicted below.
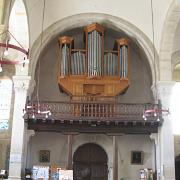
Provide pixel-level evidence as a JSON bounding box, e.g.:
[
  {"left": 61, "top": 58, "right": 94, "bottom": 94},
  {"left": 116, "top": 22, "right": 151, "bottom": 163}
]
[{"left": 58, "top": 23, "right": 130, "bottom": 100}]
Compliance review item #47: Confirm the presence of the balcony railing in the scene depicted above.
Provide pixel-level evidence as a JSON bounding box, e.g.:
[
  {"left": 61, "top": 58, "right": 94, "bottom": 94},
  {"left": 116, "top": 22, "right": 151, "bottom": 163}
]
[{"left": 24, "top": 101, "right": 162, "bottom": 122}]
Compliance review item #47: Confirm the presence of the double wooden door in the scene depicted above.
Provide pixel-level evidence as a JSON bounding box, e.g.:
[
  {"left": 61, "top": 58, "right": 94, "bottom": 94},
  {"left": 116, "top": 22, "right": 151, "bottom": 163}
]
[{"left": 73, "top": 143, "right": 108, "bottom": 180}]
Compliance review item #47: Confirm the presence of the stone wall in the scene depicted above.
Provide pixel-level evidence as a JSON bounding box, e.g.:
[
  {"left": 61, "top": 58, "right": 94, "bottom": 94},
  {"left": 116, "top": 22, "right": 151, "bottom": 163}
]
[{"left": 28, "top": 132, "right": 154, "bottom": 180}]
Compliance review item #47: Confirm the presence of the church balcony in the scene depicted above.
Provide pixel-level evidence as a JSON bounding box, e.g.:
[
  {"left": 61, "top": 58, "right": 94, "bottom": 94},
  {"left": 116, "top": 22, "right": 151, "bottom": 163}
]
[{"left": 24, "top": 101, "right": 163, "bottom": 134}]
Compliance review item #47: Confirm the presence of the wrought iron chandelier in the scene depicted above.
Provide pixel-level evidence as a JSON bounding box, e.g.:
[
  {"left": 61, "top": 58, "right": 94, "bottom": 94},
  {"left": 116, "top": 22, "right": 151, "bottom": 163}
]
[{"left": 0, "top": 29, "right": 29, "bottom": 72}]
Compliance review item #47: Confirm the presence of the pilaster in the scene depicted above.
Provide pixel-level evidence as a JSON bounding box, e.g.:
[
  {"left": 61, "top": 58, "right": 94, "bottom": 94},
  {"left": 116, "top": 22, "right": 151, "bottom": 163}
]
[
  {"left": 23, "top": 129, "right": 35, "bottom": 170},
  {"left": 155, "top": 81, "right": 176, "bottom": 180},
  {"left": 150, "top": 133, "right": 161, "bottom": 179},
  {"left": 8, "top": 76, "right": 31, "bottom": 180}
]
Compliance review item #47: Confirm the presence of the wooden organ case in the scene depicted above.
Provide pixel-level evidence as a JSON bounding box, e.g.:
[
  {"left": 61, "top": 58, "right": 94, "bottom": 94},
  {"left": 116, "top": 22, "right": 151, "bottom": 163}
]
[{"left": 58, "top": 23, "right": 130, "bottom": 105}]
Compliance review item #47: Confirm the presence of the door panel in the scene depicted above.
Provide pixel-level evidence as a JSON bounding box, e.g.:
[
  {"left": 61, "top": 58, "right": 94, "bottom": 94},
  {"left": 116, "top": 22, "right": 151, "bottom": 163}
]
[{"left": 73, "top": 143, "right": 108, "bottom": 180}]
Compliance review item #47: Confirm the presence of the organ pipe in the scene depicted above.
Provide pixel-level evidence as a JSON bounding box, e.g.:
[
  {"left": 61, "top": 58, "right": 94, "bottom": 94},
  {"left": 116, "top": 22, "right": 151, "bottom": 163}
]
[
  {"left": 120, "top": 45, "right": 128, "bottom": 78},
  {"left": 58, "top": 36, "right": 74, "bottom": 77},
  {"left": 84, "top": 23, "right": 104, "bottom": 77},
  {"left": 71, "top": 52, "right": 85, "bottom": 75},
  {"left": 116, "top": 38, "right": 129, "bottom": 79},
  {"left": 58, "top": 25, "right": 129, "bottom": 79},
  {"left": 87, "top": 30, "right": 103, "bottom": 76},
  {"left": 104, "top": 53, "right": 118, "bottom": 76}
]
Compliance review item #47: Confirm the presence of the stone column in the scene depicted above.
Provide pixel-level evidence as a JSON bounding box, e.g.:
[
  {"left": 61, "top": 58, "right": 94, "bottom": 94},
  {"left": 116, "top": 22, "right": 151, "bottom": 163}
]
[
  {"left": 23, "top": 129, "right": 35, "bottom": 170},
  {"left": 113, "top": 136, "right": 118, "bottom": 180},
  {"left": 156, "top": 81, "right": 175, "bottom": 180},
  {"left": 8, "top": 76, "right": 31, "bottom": 180},
  {"left": 66, "top": 134, "right": 73, "bottom": 170},
  {"left": 150, "top": 133, "right": 161, "bottom": 179}
]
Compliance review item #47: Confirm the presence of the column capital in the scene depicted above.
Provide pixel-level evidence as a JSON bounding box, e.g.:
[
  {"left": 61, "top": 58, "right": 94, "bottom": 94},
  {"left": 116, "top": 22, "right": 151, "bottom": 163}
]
[
  {"left": 157, "top": 81, "right": 175, "bottom": 95},
  {"left": 152, "top": 81, "right": 175, "bottom": 99},
  {"left": 13, "top": 76, "right": 31, "bottom": 92},
  {"left": 151, "top": 81, "right": 175, "bottom": 103}
]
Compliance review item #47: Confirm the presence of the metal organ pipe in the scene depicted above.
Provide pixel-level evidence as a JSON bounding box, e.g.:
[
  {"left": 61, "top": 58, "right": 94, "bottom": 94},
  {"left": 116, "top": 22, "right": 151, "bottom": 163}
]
[
  {"left": 71, "top": 52, "right": 85, "bottom": 75},
  {"left": 61, "top": 44, "right": 69, "bottom": 76},
  {"left": 120, "top": 45, "right": 128, "bottom": 78},
  {"left": 104, "top": 53, "right": 118, "bottom": 76},
  {"left": 87, "top": 30, "right": 102, "bottom": 77},
  {"left": 99, "top": 34, "right": 102, "bottom": 75}
]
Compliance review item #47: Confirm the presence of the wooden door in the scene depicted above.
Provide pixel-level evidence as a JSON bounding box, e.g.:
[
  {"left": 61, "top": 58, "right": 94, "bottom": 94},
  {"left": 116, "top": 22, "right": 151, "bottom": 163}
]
[{"left": 73, "top": 143, "right": 108, "bottom": 180}]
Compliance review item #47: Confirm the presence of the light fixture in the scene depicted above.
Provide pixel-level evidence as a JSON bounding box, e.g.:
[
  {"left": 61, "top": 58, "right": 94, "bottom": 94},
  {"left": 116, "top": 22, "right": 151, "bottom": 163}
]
[
  {"left": 24, "top": 0, "right": 46, "bottom": 120},
  {"left": 142, "top": 107, "right": 169, "bottom": 121},
  {"left": 4, "top": 48, "right": 9, "bottom": 56},
  {"left": 32, "top": 114, "right": 35, "bottom": 119},
  {"left": 24, "top": 102, "right": 51, "bottom": 120},
  {"left": 0, "top": 65, "right": 2, "bottom": 72},
  {"left": 0, "top": 30, "right": 29, "bottom": 69}
]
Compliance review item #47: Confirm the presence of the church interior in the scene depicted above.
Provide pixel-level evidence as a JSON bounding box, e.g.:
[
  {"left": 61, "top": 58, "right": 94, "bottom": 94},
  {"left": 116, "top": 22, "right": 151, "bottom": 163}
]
[{"left": 0, "top": 0, "right": 180, "bottom": 179}]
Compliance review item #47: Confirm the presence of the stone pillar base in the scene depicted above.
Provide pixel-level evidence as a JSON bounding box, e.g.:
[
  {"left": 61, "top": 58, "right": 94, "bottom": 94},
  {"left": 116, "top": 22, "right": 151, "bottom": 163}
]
[
  {"left": 8, "top": 176, "right": 21, "bottom": 180},
  {"left": 163, "top": 166, "right": 176, "bottom": 180}
]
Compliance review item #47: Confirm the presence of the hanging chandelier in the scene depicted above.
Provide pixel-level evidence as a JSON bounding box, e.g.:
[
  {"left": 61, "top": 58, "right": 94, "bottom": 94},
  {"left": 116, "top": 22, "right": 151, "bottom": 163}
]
[
  {"left": 0, "top": 29, "right": 29, "bottom": 72},
  {"left": 23, "top": 0, "right": 48, "bottom": 120},
  {"left": 142, "top": 107, "right": 169, "bottom": 121}
]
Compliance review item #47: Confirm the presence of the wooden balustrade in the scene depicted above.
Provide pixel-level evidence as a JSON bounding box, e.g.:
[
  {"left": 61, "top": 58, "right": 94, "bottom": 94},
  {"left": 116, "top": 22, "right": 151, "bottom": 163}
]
[{"left": 24, "top": 101, "right": 161, "bottom": 122}]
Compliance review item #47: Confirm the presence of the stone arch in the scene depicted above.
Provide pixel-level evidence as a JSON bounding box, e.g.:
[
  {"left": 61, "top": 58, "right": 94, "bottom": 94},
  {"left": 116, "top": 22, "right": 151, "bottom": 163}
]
[
  {"left": 73, "top": 142, "right": 108, "bottom": 180},
  {"left": 159, "top": 0, "right": 180, "bottom": 80},
  {"left": 9, "top": 0, "right": 29, "bottom": 75},
  {"left": 73, "top": 143, "right": 108, "bottom": 162},
  {"left": 29, "top": 13, "right": 158, "bottom": 94}
]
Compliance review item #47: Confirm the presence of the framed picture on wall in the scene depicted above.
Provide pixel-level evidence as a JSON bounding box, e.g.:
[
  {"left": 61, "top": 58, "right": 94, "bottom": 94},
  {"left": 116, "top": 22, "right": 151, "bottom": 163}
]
[
  {"left": 39, "top": 150, "right": 50, "bottom": 163},
  {"left": 131, "top": 151, "right": 143, "bottom": 164}
]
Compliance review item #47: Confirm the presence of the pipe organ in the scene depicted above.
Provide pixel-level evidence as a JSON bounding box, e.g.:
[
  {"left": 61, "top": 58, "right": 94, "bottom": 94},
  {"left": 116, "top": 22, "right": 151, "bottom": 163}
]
[{"left": 58, "top": 23, "right": 130, "bottom": 99}]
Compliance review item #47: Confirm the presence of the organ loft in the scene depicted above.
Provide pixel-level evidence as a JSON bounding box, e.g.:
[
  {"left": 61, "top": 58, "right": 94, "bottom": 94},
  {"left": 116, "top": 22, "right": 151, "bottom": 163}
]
[{"left": 58, "top": 23, "right": 130, "bottom": 103}]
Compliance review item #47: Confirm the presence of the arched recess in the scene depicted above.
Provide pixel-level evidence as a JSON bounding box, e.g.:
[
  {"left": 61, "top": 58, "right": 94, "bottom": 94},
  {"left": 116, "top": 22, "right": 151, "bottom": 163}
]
[
  {"left": 159, "top": 0, "right": 180, "bottom": 80},
  {"left": 29, "top": 13, "right": 158, "bottom": 95},
  {"left": 8, "top": 0, "right": 29, "bottom": 75}
]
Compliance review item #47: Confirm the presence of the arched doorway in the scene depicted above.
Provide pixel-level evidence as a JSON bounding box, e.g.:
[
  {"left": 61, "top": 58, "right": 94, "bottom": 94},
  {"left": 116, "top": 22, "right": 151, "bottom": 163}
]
[{"left": 73, "top": 143, "right": 108, "bottom": 180}]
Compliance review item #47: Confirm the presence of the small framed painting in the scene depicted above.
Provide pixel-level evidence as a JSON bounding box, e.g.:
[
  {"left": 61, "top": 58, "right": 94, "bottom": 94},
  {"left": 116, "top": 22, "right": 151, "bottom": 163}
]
[
  {"left": 39, "top": 150, "right": 50, "bottom": 163},
  {"left": 131, "top": 151, "right": 143, "bottom": 164}
]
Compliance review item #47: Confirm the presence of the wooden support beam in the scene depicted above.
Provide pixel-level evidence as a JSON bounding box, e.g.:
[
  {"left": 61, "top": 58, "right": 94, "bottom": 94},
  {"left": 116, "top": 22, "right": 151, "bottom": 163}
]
[
  {"left": 67, "top": 134, "right": 73, "bottom": 170},
  {"left": 113, "top": 136, "right": 118, "bottom": 180},
  {"left": 28, "top": 122, "right": 158, "bottom": 134}
]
